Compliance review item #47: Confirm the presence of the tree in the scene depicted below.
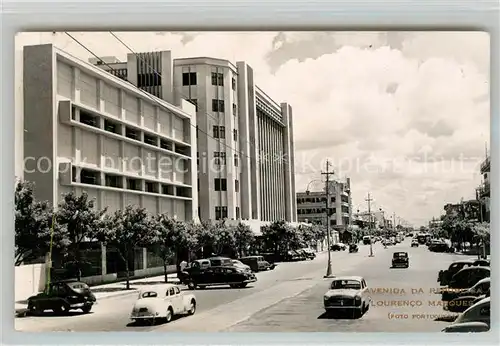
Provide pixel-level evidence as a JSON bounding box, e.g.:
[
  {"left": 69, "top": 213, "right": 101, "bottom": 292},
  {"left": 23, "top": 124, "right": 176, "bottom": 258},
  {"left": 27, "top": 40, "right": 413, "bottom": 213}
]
[
  {"left": 191, "top": 220, "right": 219, "bottom": 256},
  {"left": 212, "top": 222, "right": 237, "bottom": 256},
  {"left": 262, "top": 220, "right": 302, "bottom": 254},
  {"left": 98, "top": 206, "right": 154, "bottom": 290},
  {"left": 55, "top": 192, "right": 107, "bottom": 280},
  {"left": 233, "top": 223, "right": 255, "bottom": 257},
  {"left": 153, "top": 214, "right": 193, "bottom": 282},
  {"left": 15, "top": 180, "right": 60, "bottom": 265}
]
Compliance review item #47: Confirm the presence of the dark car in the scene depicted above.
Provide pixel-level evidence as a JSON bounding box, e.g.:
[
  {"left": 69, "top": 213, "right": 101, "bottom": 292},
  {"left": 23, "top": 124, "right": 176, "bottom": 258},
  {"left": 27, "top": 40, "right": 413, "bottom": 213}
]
[
  {"left": 472, "top": 259, "right": 490, "bottom": 267},
  {"left": 349, "top": 244, "right": 359, "bottom": 253},
  {"left": 441, "top": 267, "right": 490, "bottom": 301},
  {"left": 331, "top": 243, "right": 347, "bottom": 251},
  {"left": 445, "top": 278, "right": 490, "bottom": 313},
  {"left": 438, "top": 260, "right": 474, "bottom": 286},
  {"left": 179, "top": 266, "right": 257, "bottom": 290},
  {"left": 27, "top": 279, "right": 96, "bottom": 315},
  {"left": 391, "top": 252, "right": 409, "bottom": 268},
  {"left": 239, "top": 255, "right": 274, "bottom": 272},
  {"left": 411, "top": 239, "right": 419, "bottom": 247},
  {"left": 207, "top": 256, "right": 234, "bottom": 267}
]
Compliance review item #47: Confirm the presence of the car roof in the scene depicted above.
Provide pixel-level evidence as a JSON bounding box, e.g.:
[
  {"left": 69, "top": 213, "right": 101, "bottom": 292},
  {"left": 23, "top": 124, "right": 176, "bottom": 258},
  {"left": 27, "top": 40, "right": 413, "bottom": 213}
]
[
  {"left": 332, "top": 276, "right": 363, "bottom": 281},
  {"left": 457, "top": 266, "right": 490, "bottom": 273},
  {"left": 452, "top": 259, "right": 475, "bottom": 264},
  {"left": 139, "top": 284, "right": 177, "bottom": 293},
  {"left": 464, "top": 296, "right": 490, "bottom": 313},
  {"left": 209, "top": 256, "right": 231, "bottom": 260},
  {"left": 473, "top": 277, "right": 490, "bottom": 285}
]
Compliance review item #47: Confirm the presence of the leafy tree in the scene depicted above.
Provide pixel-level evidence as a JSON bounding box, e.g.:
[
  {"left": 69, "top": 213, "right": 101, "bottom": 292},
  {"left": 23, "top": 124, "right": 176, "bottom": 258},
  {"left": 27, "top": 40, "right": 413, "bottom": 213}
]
[
  {"left": 14, "top": 180, "right": 60, "bottom": 265},
  {"left": 262, "top": 220, "right": 302, "bottom": 254},
  {"left": 233, "top": 223, "right": 255, "bottom": 257},
  {"left": 98, "top": 206, "right": 154, "bottom": 290},
  {"left": 212, "top": 222, "right": 237, "bottom": 256},
  {"left": 191, "top": 220, "right": 219, "bottom": 256},
  {"left": 55, "top": 192, "right": 107, "bottom": 280},
  {"left": 153, "top": 214, "right": 194, "bottom": 282}
]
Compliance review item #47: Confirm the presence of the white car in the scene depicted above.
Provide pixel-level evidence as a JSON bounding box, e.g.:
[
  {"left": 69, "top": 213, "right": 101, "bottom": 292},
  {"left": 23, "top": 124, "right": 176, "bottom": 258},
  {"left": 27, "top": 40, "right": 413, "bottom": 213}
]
[
  {"left": 442, "top": 297, "right": 490, "bottom": 333},
  {"left": 232, "top": 259, "right": 251, "bottom": 272},
  {"left": 323, "top": 276, "right": 371, "bottom": 318},
  {"left": 130, "top": 284, "right": 196, "bottom": 324}
]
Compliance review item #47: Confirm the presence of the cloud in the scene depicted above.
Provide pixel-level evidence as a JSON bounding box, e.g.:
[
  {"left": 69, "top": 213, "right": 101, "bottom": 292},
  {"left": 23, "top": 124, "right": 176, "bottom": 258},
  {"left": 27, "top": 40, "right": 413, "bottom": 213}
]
[{"left": 15, "top": 31, "right": 490, "bottom": 227}]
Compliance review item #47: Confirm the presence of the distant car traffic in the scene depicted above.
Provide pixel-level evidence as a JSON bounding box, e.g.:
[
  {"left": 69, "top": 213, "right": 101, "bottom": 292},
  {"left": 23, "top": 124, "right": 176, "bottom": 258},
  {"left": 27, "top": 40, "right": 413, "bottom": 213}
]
[
  {"left": 130, "top": 284, "right": 196, "bottom": 324},
  {"left": 391, "top": 252, "right": 409, "bottom": 268},
  {"left": 26, "top": 279, "right": 96, "bottom": 315},
  {"left": 349, "top": 244, "right": 359, "bottom": 253},
  {"left": 299, "top": 248, "right": 316, "bottom": 260},
  {"left": 331, "top": 243, "right": 347, "bottom": 251},
  {"left": 323, "top": 276, "right": 371, "bottom": 318},
  {"left": 411, "top": 239, "right": 419, "bottom": 247},
  {"left": 179, "top": 265, "right": 257, "bottom": 290},
  {"left": 441, "top": 297, "right": 490, "bottom": 333},
  {"left": 362, "top": 236, "right": 371, "bottom": 245}
]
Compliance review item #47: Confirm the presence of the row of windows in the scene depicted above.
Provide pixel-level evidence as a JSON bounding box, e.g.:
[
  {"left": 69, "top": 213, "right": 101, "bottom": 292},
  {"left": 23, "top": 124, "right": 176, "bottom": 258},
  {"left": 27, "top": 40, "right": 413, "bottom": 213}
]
[
  {"left": 214, "top": 206, "right": 240, "bottom": 220},
  {"left": 214, "top": 178, "right": 240, "bottom": 192},
  {"left": 297, "top": 208, "right": 335, "bottom": 215},
  {"left": 196, "top": 152, "right": 239, "bottom": 166},
  {"left": 183, "top": 72, "right": 237, "bottom": 91},
  {"left": 186, "top": 98, "right": 237, "bottom": 116},
  {"left": 297, "top": 197, "right": 335, "bottom": 204},
  {"left": 213, "top": 126, "right": 238, "bottom": 141}
]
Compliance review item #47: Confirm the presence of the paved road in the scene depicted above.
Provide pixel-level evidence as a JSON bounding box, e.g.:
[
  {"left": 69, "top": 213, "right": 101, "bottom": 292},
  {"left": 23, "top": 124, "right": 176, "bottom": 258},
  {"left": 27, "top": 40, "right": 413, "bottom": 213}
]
[
  {"left": 226, "top": 240, "right": 477, "bottom": 332},
  {"left": 15, "top": 247, "right": 370, "bottom": 332}
]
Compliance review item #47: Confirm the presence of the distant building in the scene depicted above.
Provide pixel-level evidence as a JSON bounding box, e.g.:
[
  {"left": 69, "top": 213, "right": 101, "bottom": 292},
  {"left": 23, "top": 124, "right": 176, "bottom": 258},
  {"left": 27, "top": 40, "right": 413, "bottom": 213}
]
[
  {"left": 444, "top": 200, "right": 481, "bottom": 222},
  {"left": 477, "top": 155, "right": 490, "bottom": 222}
]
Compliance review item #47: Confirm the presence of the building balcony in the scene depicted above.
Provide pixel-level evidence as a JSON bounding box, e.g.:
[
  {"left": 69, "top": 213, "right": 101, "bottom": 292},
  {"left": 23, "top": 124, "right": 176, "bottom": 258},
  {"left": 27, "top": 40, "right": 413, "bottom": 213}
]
[{"left": 480, "top": 156, "right": 490, "bottom": 174}]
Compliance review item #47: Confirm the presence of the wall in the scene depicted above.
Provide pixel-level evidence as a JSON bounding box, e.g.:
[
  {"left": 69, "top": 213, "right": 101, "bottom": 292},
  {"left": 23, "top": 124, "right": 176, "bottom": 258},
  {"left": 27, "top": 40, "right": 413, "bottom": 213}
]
[{"left": 15, "top": 263, "right": 47, "bottom": 302}]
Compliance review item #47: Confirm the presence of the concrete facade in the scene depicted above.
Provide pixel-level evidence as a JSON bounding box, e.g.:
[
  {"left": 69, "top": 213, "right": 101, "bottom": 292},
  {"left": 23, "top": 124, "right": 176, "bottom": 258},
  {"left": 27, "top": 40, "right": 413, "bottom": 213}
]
[
  {"left": 20, "top": 44, "right": 198, "bottom": 221},
  {"left": 92, "top": 51, "right": 297, "bottom": 226},
  {"left": 296, "top": 179, "right": 352, "bottom": 230}
]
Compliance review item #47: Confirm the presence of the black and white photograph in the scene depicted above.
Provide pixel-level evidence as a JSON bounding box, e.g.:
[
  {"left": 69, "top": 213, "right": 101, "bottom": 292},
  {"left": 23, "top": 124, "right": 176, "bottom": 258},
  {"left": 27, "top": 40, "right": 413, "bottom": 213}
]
[{"left": 14, "top": 31, "right": 490, "bottom": 333}]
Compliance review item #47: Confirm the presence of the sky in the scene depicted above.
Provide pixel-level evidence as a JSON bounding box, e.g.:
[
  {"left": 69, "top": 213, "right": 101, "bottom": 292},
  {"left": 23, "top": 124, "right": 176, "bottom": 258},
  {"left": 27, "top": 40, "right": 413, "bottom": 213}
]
[{"left": 15, "top": 31, "right": 490, "bottom": 227}]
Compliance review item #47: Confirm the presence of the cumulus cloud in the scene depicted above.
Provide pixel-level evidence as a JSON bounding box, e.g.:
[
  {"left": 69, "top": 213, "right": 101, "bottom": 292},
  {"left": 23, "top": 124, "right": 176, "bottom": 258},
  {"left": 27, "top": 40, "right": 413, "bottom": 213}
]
[{"left": 15, "top": 31, "right": 490, "bottom": 226}]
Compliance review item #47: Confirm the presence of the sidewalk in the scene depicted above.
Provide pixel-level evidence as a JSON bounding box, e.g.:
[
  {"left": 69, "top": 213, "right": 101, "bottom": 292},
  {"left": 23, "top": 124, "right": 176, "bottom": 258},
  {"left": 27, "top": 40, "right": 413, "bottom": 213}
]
[{"left": 15, "top": 273, "right": 179, "bottom": 316}]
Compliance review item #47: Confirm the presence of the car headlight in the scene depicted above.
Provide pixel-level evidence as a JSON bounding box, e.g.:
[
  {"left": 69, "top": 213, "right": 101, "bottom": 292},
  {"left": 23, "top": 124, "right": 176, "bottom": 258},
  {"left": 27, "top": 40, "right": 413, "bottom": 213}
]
[{"left": 324, "top": 296, "right": 329, "bottom": 301}]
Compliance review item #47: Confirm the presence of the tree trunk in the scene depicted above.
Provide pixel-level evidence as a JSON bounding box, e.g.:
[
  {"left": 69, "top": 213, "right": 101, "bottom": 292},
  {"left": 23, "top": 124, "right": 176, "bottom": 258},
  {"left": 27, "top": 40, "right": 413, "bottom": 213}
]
[
  {"left": 163, "top": 261, "right": 168, "bottom": 283},
  {"left": 125, "top": 258, "right": 130, "bottom": 290}
]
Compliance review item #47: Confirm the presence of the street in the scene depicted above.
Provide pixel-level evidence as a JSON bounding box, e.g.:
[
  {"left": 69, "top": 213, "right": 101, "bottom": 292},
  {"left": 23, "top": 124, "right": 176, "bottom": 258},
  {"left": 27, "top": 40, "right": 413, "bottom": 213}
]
[{"left": 15, "top": 240, "right": 474, "bottom": 332}]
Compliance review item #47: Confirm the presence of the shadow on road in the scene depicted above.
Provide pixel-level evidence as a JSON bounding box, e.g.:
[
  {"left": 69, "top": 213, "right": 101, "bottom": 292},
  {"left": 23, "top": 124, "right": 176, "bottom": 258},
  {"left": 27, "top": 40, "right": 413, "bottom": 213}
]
[
  {"left": 126, "top": 314, "right": 185, "bottom": 328},
  {"left": 24, "top": 311, "right": 95, "bottom": 318},
  {"left": 317, "top": 311, "right": 363, "bottom": 320}
]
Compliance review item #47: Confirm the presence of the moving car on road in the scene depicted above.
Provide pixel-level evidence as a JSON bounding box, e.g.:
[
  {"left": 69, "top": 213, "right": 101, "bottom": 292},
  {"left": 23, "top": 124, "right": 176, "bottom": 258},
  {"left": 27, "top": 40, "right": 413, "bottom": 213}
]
[
  {"left": 441, "top": 297, "right": 490, "bottom": 333},
  {"left": 411, "top": 239, "right": 419, "bottom": 247},
  {"left": 179, "top": 265, "right": 257, "bottom": 290},
  {"left": 331, "top": 243, "right": 347, "bottom": 251},
  {"left": 238, "top": 256, "right": 274, "bottom": 272},
  {"left": 391, "top": 252, "right": 409, "bottom": 268},
  {"left": 437, "top": 260, "right": 474, "bottom": 286},
  {"left": 130, "top": 284, "right": 196, "bottom": 324},
  {"left": 362, "top": 236, "right": 371, "bottom": 245},
  {"left": 349, "top": 244, "right": 359, "bottom": 253},
  {"left": 323, "top": 276, "right": 371, "bottom": 318},
  {"left": 27, "top": 279, "right": 96, "bottom": 315}
]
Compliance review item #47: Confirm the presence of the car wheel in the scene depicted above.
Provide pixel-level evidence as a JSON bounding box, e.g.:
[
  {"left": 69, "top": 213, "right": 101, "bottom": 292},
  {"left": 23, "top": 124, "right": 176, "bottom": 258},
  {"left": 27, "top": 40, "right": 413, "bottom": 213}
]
[
  {"left": 187, "top": 299, "right": 196, "bottom": 315},
  {"left": 165, "top": 307, "right": 173, "bottom": 323},
  {"left": 81, "top": 305, "right": 92, "bottom": 313},
  {"left": 198, "top": 285, "right": 206, "bottom": 289},
  {"left": 28, "top": 302, "right": 41, "bottom": 315}
]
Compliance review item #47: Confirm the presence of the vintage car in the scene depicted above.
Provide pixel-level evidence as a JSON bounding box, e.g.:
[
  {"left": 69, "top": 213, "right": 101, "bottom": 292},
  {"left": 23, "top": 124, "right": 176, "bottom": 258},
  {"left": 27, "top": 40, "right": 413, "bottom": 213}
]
[
  {"left": 299, "top": 248, "right": 316, "bottom": 260},
  {"left": 323, "top": 276, "right": 371, "bottom": 318},
  {"left": 441, "top": 266, "right": 490, "bottom": 301},
  {"left": 180, "top": 265, "right": 257, "bottom": 289},
  {"left": 362, "top": 236, "right": 371, "bottom": 245},
  {"left": 130, "top": 284, "right": 196, "bottom": 324},
  {"left": 207, "top": 256, "right": 234, "bottom": 267},
  {"left": 472, "top": 259, "right": 490, "bottom": 267},
  {"left": 441, "top": 297, "right": 490, "bottom": 333},
  {"left": 238, "top": 256, "right": 274, "bottom": 272},
  {"left": 26, "top": 279, "right": 96, "bottom": 315},
  {"left": 391, "top": 252, "right": 409, "bottom": 268},
  {"left": 411, "top": 239, "right": 419, "bottom": 247},
  {"left": 446, "top": 286, "right": 490, "bottom": 314},
  {"left": 444, "top": 277, "right": 491, "bottom": 307},
  {"left": 349, "top": 244, "right": 359, "bottom": 253},
  {"left": 437, "top": 260, "right": 474, "bottom": 286},
  {"left": 231, "top": 259, "right": 252, "bottom": 272},
  {"left": 331, "top": 243, "right": 347, "bottom": 251}
]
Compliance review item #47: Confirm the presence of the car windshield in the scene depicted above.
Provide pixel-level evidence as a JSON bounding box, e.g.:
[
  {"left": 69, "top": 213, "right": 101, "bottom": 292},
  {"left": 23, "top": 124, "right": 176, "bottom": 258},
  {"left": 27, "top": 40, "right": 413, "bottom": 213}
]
[
  {"left": 68, "top": 282, "right": 89, "bottom": 289},
  {"left": 140, "top": 291, "right": 159, "bottom": 298},
  {"left": 331, "top": 280, "right": 361, "bottom": 290},
  {"left": 394, "top": 253, "right": 407, "bottom": 258}
]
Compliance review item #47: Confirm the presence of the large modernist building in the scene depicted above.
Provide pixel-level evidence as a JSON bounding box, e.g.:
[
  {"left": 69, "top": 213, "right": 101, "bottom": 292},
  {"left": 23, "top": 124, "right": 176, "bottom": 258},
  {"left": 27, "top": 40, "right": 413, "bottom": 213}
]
[
  {"left": 18, "top": 44, "right": 198, "bottom": 221},
  {"left": 91, "top": 51, "right": 297, "bottom": 225}
]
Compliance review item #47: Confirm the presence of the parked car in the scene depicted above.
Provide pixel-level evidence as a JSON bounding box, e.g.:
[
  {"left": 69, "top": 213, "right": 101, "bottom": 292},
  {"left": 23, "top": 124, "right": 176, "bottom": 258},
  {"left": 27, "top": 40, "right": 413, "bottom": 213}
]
[
  {"left": 207, "top": 256, "right": 234, "bottom": 267},
  {"left": 441, "top": 297, "right": 490, "bottom": 333},
  {"left": 27, "top": 279, "right": 96, "bottom": 315},
  {"left": 437, "top": 260, "right": 474, "bottom": 286},
  {"left": 391, "top": 252, "right": 409, "bottom": 268},
  {"left": 472, "top": 259, "right": 490, "bottom": 267},
  {"left": 349, "top": 244, "right": 359, "bottom": 253},
  {"left": 323, "top": 276, "right": 371, "bottom": 318},
  {"left": 299, "top": 248, "right": 316, "bottom": 260},
  {"left": 446, "top": 286, "right": 490, "bottom": 313},
  {"left": 130, "top": 284, "right": 196, "bottom": 324},
  {"left": 331, "top": 243, "right": 347, "bottom": 251},
  {"left": 411, "top": 239, "right": 419, "bottom": 247},
  {"left": 444, "top": 277, "right": 491, "bottom": 307},
  {"left": 238, "top": 255, "right": 274, "bottom": 272},
  {"left": 179, "top": 266, "right": 257, "bottom": 290},
  {"left": 231, "top": 259, "right": 252, "bottom": 273},
  {"left": 441, "top": 267, "right": 490, "bottom": 301}
]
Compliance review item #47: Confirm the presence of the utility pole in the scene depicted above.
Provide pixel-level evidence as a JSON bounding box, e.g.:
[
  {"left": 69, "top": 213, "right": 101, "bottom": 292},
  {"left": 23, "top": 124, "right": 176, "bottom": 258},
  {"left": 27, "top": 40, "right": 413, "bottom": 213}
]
[
  {"left": 393, "top": 212, "right": 396, "bottom": 233},
  {"left": 366, "top": 193, "right": 374, "bottom": 257},
  {"left": 321, "top": 160, "right": 335, "bottom": 278}
]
